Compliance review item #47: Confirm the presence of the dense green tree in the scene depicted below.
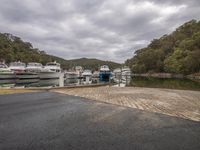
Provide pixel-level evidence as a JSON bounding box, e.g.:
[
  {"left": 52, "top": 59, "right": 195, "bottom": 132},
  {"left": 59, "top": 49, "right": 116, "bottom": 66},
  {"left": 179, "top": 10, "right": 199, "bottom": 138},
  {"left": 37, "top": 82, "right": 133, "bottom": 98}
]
[
  {"left": 0, "top": 33, "right": 121, "bottom": 70},
  {"left": 126, "top": 20, "right": 200, "bottom": 75}
]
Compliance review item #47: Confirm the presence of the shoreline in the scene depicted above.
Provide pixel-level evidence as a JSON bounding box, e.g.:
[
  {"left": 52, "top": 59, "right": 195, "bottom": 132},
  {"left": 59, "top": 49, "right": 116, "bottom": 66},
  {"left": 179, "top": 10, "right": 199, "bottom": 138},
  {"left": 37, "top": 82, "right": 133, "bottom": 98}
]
[{"left": 132, "top": 72, "right": 200, "bottom": 79}]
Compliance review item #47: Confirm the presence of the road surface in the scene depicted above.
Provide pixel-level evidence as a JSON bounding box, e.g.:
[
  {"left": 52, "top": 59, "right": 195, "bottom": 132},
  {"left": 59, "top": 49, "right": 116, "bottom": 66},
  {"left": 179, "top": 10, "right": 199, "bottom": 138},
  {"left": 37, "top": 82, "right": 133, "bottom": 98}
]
[{"left": 0, "top": 92, "right": 200, "bottom": 150}]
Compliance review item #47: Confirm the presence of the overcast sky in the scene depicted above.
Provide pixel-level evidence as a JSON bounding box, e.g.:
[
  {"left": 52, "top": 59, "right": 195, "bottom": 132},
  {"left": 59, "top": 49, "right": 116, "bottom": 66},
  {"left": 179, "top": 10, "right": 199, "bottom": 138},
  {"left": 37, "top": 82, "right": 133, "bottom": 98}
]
[{"left": 0, "top": 0, "right": 200, "bottom": 63}]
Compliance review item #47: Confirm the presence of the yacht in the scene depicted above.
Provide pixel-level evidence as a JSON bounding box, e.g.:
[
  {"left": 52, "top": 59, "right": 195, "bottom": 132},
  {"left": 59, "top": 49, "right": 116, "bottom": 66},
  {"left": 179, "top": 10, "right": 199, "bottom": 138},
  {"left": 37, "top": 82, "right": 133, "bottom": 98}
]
[
  {"left": 121, "top": 66, "right": 131, "bottom": 84},
  {"left": 45, "top": 62, "right": 61, "bottom": 72},
  {"left": 26, "top": 62, "right": 43, "bottom": 72},
  {"left": 9, "top": 62, "right": 26, "bottom": 72},
  {"left": 82, "top": 69, "right": 92, "bottom": 84},
  {"left": 113, "top": 68, "right": 121, "bottom": 82},
  {"left": 0, "top": 63, "right": 15, "bottom": 84},
  {"left": 39, "top": 62, "right": 61, "bottom": 79},
  {"left": 0, "top": 63, "right": 15, "bottom": 79},
  {"left": 92, "top": 71, "right": 99, "bottom": 78},
  {"left": 9, "top": 62, "right": 38, "bottom": 81},
  {"left": 65, "top": 71, "right": 79, "bottom": 79},
  {"left": 99, "top": 65, "right": 112, "bottom": 82},
  {"left": 26, "top": 62, "right": 62, "bottom": 79}
]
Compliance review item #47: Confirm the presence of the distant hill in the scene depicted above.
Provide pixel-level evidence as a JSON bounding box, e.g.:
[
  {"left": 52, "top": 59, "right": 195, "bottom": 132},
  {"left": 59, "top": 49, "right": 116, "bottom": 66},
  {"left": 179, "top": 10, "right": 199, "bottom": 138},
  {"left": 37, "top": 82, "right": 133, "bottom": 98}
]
[
  {"left": 125, "top": 20, "right": 200, "bottom": 75},
  {"left": 0, "top": 33, "right": 121, "bottom": 70},
  {"left": 67, "top": 58, "right": 121, "bottom": 71}
]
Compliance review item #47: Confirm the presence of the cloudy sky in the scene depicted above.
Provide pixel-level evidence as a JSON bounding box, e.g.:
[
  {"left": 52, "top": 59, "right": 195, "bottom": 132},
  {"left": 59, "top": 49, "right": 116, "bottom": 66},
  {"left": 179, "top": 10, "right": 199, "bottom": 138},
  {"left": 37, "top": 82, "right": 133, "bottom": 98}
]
[{"left": 0, "top": 0, "right": 200, "bottom": 62}]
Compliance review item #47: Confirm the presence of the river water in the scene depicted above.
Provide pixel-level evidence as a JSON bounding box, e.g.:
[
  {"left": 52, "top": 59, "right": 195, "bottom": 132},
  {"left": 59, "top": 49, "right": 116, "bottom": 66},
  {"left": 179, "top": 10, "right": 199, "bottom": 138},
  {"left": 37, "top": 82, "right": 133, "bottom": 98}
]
[
  {"left": 129, "top": 76, "right": 200, "bottom": 91},
  {"left": 1, "top": 76, "right": 200, "bottom": 91},
  {"left": 0, "top": 76, "right": 103, "bottom": 88}
]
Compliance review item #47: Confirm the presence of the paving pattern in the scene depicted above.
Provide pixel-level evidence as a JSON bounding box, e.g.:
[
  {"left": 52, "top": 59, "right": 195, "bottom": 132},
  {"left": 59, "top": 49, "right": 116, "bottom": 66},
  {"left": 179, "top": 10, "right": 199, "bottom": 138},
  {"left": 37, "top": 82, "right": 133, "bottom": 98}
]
[{"left": 54, "top": 87, "right": 200, "bottom": 121}]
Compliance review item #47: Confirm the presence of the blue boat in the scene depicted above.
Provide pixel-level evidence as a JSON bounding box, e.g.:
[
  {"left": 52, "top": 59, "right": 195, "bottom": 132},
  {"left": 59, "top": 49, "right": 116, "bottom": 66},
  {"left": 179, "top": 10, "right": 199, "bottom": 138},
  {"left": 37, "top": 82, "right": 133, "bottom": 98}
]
[{"left": 99, "top": 65, "right": 112, "bottom": 82}]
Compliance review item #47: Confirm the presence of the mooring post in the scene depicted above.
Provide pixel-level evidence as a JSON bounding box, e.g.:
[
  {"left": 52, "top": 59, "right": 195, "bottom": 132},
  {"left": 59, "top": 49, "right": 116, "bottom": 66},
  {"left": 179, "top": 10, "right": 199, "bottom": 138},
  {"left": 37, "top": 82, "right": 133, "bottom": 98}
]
[
  {"left": 59, "top": 73, "right": 64, "bottom": 87},
  {"left": 126, "top": 74, "right": 128, "bottom": 86}
]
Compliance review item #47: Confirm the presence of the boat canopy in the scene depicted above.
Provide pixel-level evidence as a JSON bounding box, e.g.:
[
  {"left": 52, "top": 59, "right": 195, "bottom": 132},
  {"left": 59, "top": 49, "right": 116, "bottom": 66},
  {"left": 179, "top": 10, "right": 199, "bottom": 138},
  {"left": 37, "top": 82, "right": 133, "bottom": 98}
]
[{"left": 10, "top": 62, "right": 25, "bottom": 67}]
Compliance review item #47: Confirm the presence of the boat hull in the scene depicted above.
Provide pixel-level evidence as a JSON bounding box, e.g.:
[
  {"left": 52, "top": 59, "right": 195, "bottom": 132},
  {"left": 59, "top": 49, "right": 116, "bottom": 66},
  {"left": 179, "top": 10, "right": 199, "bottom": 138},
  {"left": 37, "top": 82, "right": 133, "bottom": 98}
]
[
  {"left": 14, "top": 72, "right": 39, "bottom": 84},
  {"left": 39, "top": 72, "right": 61, "bottom": 79},
  {"left": 65, "top": 72, "right": 79, "bottom": 79},
  {"left": 99, "top": 71, "right": 112, "bottom": 82},
  {"left": 15, "top": 72, "right": 39, "bottom": 79},
  {"left": 0, "top": 73, "right": 16, "bottom": 80}
]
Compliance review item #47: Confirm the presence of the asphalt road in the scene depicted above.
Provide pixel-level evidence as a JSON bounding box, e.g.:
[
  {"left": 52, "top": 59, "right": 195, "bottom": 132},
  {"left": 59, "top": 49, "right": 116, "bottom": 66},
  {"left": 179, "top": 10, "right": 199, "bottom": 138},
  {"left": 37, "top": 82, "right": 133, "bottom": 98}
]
[{"left": 0, "top": 92, "right": 199, "bottom": 150}]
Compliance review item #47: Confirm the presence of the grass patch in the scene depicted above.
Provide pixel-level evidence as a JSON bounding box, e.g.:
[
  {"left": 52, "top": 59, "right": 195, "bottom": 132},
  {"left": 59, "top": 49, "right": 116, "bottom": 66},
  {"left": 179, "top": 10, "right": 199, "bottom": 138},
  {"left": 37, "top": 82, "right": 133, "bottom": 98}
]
[{"left": 0, "top": 89, "right": 35, "bottom": 95}]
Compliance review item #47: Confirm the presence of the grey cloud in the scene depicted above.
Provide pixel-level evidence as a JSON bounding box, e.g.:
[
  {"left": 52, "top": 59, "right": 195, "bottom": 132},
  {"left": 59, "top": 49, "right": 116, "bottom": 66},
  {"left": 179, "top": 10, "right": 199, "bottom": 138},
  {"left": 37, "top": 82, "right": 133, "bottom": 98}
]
[{"left": 0, "top": 0, "right": 199, "bottom": 63}]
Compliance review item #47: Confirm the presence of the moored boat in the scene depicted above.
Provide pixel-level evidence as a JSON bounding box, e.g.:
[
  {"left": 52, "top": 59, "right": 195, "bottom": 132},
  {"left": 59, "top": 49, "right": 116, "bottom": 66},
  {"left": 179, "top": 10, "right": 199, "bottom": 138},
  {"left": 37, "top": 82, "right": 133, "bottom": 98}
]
[
  {"left": 121, "top": 66, "right": 131, "bottom": 83},
  {"left": 39, "top": 62, "right": 61, "bottom": 79},
  {"left": 0, "top": 63, "right": 15, "bottom": 84},
  {"left": 82, "top": 69, "right": 92, "bottom": 84},
  {"left": 26, "top": 62, "right": 43, "bottom": 73},
  {"left": 9, "top": 62, "right": 38, "bottom": 79},
  {"left": 99, "top": 65, "right": 112, "bottom": 82},
  {"left": 65, "top": 71, "right": 79, "bottom": 79},
  {"left": 92, "top": 71, "right": 99, "bottom": 78},
  {"left": 0, "top": 63, "right": 15, "bottom": 79},
  {"left": 113, "top": 68, "right": 121, "bottom": 82}
]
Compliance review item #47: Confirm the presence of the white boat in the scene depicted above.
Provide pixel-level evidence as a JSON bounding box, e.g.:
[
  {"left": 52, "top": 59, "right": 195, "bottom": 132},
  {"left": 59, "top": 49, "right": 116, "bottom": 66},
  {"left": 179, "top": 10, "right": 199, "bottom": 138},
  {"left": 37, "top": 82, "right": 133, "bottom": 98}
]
[
  {"left": 39, "top": 62, "right": 61, "bottom": 79},
  {"left": 0, "top": 63, "right": 15, "bottom": 79},
  {"left": 26, "top": 62, "right": 43, "bottom": 72},
  {"left": 65, "top": 71, "right": 79, "bottom": 79},
  {"left": 82, "top": 69, "right": 92, "bottom": 84},
  {"left": 113, "top": 68, "right": 121, "bottom": 76},
  {"left": 9, "top": 62, "right": 26, "bottom": 72},
  {"left": 113, "top": 68, "right": 121, "bottom": 82},
  {"left": 0, "top": 63, "right": 15, "bottom": 84},
  {"left": 82, "top": 69, "right": 92, "bottom": 76},
  {"left": 100, "top": 65, "right": 110, "bottom": 72},
  {"left": 9, "top": 62, "right": 38, "bottom": 80},
  {"left": 121, "top": 67, "right": 131, "bottom": 83},
  {"left": 121, "top": 67, "right": 131, "bottom": 77},
  {"left": 99, "top": 65, "right": 112, "bottom": 82},
  {"left": 45, "top": 62, "right": 61, "bottom": 72},
  {"left": 26, "top": 62, "right": 60, "bottom": 79},
  {"left": 92, "top": 71, "right": 99, "bottom": 78}
]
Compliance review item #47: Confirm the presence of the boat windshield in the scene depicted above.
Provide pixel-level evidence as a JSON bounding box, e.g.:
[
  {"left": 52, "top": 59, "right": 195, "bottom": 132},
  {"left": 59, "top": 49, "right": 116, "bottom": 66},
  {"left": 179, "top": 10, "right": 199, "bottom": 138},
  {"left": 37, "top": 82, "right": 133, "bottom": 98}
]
[
  {"left": 84, "top": 70, "right": 91, "bottom": 73},
  {"left": 27, "top": 63, "right": 42, "bottom": 67},
  {"left": 46, "top": 63, "right": 59, "bottom": 66},
  {"left": 10, "top": 62, "right": 25, "bottom": 67}
]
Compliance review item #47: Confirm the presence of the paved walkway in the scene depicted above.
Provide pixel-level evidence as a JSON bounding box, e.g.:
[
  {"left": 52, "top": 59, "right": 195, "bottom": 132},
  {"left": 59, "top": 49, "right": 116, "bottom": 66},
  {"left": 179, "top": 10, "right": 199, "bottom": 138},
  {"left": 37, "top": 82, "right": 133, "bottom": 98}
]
[{"left": 0, "top": 92, "right": 200, "bottom": 150}]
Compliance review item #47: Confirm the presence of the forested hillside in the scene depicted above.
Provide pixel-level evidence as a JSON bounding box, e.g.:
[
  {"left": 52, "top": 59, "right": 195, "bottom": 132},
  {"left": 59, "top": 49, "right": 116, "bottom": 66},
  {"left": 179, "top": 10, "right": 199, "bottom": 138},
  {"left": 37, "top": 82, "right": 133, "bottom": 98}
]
[
  {"left": 0, "top": 33, "right": 120, "bottom": 70},
  {"left": 125, "top": 20, "right": 200, "bottom": 75},
  {"left": 67, "top": 58, "right": 121, "bottom": 71}
]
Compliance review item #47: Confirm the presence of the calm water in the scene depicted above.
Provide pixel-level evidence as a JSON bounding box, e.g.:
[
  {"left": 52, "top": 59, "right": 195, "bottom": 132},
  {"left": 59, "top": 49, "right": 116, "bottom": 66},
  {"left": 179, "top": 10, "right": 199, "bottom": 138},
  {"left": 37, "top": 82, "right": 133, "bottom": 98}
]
[
  {"left": 129, "top": 76, "right": 200, "bottom": 91},
  {"left": 1, "top": 76, "right": 200, "bottom": 91},
  {"left": 0, "top": 78, "right": 100, "bottom": 88}
]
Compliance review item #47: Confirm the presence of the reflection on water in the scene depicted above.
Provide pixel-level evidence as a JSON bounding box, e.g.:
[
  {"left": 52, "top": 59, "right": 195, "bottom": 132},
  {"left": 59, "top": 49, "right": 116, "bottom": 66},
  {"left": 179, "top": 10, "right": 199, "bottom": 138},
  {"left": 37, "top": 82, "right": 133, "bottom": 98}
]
[
  {"left": 0, "top": 79, "right": 59, "bottom": 87},
  {"left": 129, "top": 76, "right": 200, "bottom": 91},
  {"left": 1, "top": 76, "right": 200, "bottom": 91},
  {"left": 65, "top": 78, "right": 79, "bottom": 85},
  {"left": 0, "top": 77, "right": 101, "bottom": 88}
]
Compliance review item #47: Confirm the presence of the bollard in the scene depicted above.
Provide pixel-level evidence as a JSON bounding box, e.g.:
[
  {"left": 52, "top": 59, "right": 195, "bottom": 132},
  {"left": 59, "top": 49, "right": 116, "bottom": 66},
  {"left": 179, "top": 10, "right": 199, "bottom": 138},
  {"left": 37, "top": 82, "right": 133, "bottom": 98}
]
[
  {"left": 59, "top": 73, "right": 64, "bottom": 87},
  {"left": 86, "top": 76, "right": 90, "bottom": 84}
]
